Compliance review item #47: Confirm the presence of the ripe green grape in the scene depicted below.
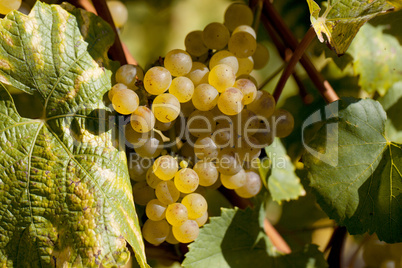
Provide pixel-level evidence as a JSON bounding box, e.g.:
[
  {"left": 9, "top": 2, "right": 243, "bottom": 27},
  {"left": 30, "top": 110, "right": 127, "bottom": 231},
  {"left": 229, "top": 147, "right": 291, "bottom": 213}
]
[
  {"left": 192, "top": 84, "right": 219, "bottom": 111},
  {"left": 152, "top": 93, "right": 181, "bottom": 123},
  {"left": 130, "top": 106, "right": 155, "bottom": 133},
  {"left": 146, "top": 168, "right": 163, "bottom": 188},
  {"left": 209, "top": 50, "right": 239, "bottom": 74},
  {"left": 236, "top": 56, "right": 254, "bottom": 76},
  {"left": 166, "top": 203, "right": 189, "bottom": 226},
  {"left": 221, "top": 168, "right": 247, "bottom": 189},
  {"left": 231, "top": 109, "right": 260, "bottom": 136},
  {"left": 211, "top": 124, "right": 232, "bottom": 148},
  {"left": 154, "top": 119, "right": 174, "bottom": 131},
  {"left": 155, "top": 180, "right": 180, "bottom": 205},
  {"left": 169, "top": 76, "right": 194, "bottom": 103},
  {"left": 194, "top": 136, "right": 219, "bottom": 160},
  {"left": 172, "top": 219, "right": 199, "bottom": 243},
  {"left": 153, "top": 155, "right": 179, "bottom": 181},
  {"left": 254, "top": 121, "right": 274, "bottom": 147},
  {"left": 193, "top": 160, "right": 219, "bottom": 187},
  {"left": 235, "top": 170, "right": 262, "bottom": 198},
  {"left": 253, "top": 43, "right": 270, "bottom": 69},
  {"left": 217, "top": 147, "right": 242, "bottom": 175},
  {"left": 185, "top": 62, "right": 209, "bottom": 87},
  {"left": 142, "top": 219, "right": 169, "bottom": 246},
  {"left": 202, "top": 22, "right": 230, "bottom": 50},
  {"left": 234, "top": 79, "right": 257, "bottom": 105},
  {"left": 181, "top": 193, "right": 208, "bottom": 219},
  {"left": 128, "top": 156, "right": 150, "bottom": 182},
  {"left": 174, "top": 168, "right": 199, "bottom": 193},
  {"left": 125, "top": 121, "right": 151, "bottom": 147},
  {"left": 107, "top": 1, "right": 128, "bottom": 28},
  {"left": 108, "top": 83, "right": 127, "bottom": 101},
  {"left": 112, "top": 89, "right": 139, "bottom": 115},
  {"left": 115, "top": 64, "right": 142, "bottom": 89},
  {"left": 271, "top": 109, "right": 295, "bottom": 138},
  {"left": 0, "top": 0, "right": 21, "bottom": 14},
  {"left": 209, "top": 64, "right": 236, "bottom": 93},
  {"left": 218, "top": 87, "right": 244, "bottom": 115},
  {"left": 195, "top": 211, "right": 208, "bottom": 227},
  {"left": 132, "top": 181, "right": 156, "bottom": 206},
  {"left": 228, "top": 25, "right": 257, "bottom": 58},
  {"left": 247, "top": 90, "right": 275, "bottom": 118},
  {"left": 236, "top": 136, "right": 261, "bottom": 162},
  {"left": 164, "top": 49, "right": 193, "bottom": 77},
  {"left": 145, "top": 199, "right": 167, "bottom": 221},
  {"left": 224, "top": 2, "right": 253, "bottom": 32},
  {"left": 187, "top": 110, "right": 216, "bottom": 137},
  {"left": 144, "top": 66, "right": 172, "bottom": 95},
  {"left": 134, "top": 131, "right": 164, "bottom": 158},
  {"left": 185, "top": 31, "right": 209, "bottom": 57}
]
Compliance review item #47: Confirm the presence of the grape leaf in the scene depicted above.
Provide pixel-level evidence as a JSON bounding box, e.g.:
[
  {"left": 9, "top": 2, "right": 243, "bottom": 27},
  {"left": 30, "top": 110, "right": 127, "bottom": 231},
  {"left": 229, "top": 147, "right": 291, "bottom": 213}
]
[
  {"left": 347, "top": 20, "right": 402, "bottom": 96},
  {"left": 304, "top": 98, "right": 402, "bottom": 243},
  {"left": 265, "top": 139, "right": 305, "bottom": 203},
  {"left": 379, "top": 82, "right": 402, "bottom": 143},
  {"left": 306, "top": 0, "right": 394, "bottom": 55},
  {"left": 182, "top": 206, "right": 328, "bottom": 268},
  {"left": 0, "top": 2, "right": 148, "bottom": 267}
]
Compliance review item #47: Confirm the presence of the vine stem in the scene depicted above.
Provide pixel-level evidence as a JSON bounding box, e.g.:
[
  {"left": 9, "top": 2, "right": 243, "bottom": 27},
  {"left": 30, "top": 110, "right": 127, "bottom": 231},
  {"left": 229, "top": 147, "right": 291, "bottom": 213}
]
[
  {"left": 273, "top": 27, "right": 316, "bottom": 102},
  {"left": 262, "top": 1, "right": 339, "bottom": 103}
]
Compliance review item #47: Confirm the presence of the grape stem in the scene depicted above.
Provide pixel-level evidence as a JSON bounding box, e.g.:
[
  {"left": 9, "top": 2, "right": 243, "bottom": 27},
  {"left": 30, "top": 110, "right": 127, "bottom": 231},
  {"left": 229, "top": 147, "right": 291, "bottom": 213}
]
[
  {"left": 260, "top": 15, "right": 314, "bottom": 104},
  {"left": 92, "top": 0, "right": 128, "bottom": 65},
  {"left": 68, "top": 0, "right": 97, "bottom": 14},
  {"left": 262, "top": 1, "right": 339, "bottom": 104},
  {"left": 263, "top": 218, "right": 292, "bottom": 254},
  {"left": 272, "top": 27, "right": 316, "bottom": 102}
]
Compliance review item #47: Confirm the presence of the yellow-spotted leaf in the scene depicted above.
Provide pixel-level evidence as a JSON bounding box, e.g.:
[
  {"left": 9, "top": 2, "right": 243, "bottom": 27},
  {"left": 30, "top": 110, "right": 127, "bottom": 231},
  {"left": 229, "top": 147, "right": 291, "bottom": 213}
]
[
  {"left": 306, "top": 0, "right": 394, "bottom": 55},
  {"left": 0, "top": 2, "right": 148, "bottom": 267}
]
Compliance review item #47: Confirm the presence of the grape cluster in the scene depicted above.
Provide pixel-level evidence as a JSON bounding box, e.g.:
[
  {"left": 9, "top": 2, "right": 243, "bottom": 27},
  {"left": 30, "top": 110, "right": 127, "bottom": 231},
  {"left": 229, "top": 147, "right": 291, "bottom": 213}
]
[{"left": 108, "top": 3, "right": 295, "bottom": 246}]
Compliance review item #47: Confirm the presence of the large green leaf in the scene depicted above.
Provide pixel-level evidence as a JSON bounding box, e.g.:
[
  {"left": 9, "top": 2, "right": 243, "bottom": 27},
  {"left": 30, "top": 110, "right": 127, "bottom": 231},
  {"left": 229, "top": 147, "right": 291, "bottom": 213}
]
[
  {"left": 379, "top": 82, "right": 402, "bottom": 143},
  {"left": 304, "top": 98, "right": 402, "bottom": 243},
  {"left": 306, "top": 0, "right": 394, "bottom": 55},
  {"left": 347, "top": 16, "right": 402, "bottom": 96},
  {"left": 265, "top": 139, "right": 305, "bottom": 203},
  {"left": 182, "top": 206, "right": 327, "bottom": 268},
  {"left": 0, "top": 2, "right": 147, "bottom": 267}
]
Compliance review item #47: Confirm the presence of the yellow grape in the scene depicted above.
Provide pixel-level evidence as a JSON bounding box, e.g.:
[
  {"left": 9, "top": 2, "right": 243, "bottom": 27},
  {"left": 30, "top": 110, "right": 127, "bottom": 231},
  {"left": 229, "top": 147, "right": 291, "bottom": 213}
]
[
  {"left": 166, "top": 226, "right": 180, "bottom": 244},
  {"left": 169, "top": 76, "right": 194, "bottom": 103},
  {"left": 144, "top": 67, "right": 172, "bottom": 95},
  {"left": 217, "top": 147, "right": 242, "bottom": 175},
  {"left": 181, "top": 193, "right": 208, "bottom": 219},
  {"left": 165, "top": 203, "right": 189, "bottom": 226},
  {"left": 221, "top": 168, "right": 247, "bottom": 189},
  {"left": 181, "top": 100, "right": 197, "bottom": 117},
  {"left": 224, "top": 2, "right": 253, "bottom": 31},
  {"left": 209, "top": 50, "right": 239, "bottom": 74},
  {"left": 107, "top": 1, "right": 128, "bottom": 28},
  {"left": 202, "top": 22, "right": 230, "bottom": 50},
  {"left": 153, "top": 155, "right": 178, "bottom": 181},
  {"left": 228, "top": 25, "right": 257, "bottom": 58},
  {"left": 134, "top": 131, "right": 164, "bottom": 158},
  {"left": 115, "top": 64, "right": 142, "bottom": 89},
  {"left": 172, "top": 220, "right": 199, "bottom": 243},
  {"left": 209, "top": 64, "right": 236, "bottom": 93},
  {"left": 253, "top": 43, "right": 270, "bottom": 69},
  {"left": 185, "top": 62, "right": 209, "bottom": 87},
  {"left": 236, "top": 56, "right": 254, "bottom": 76},
  {"left": 154, "top": 119, "right": 174, "bottom": 131},
  {"left": 234, "top": 170, "right": 262, "bottom": 198},
  {"left": 155, "top": 180, "right": 180, "bottom": 205},
  {"left": 185, "top": 31, "right": 209, "bottom": 57},
  {"left": 164, "top": 49, "right": 193, "bottom": 77},
  {"left": 247, "top": 90, "right": 275, "bottom": 118},
  {"left": 194, "top": 211, "right": 208, "bottom": 227},
  {"left": 142, "top": 219, "right": 169, "bottom": 245},
  {"left": 174, "top": 168, "right": 199, "bottom": 193},
  {"left": 0, "top": 0, "right": 21, "bottom": 15},
  {"left": 187, "top": 110, "right": 216, "bottom": 137},
  {"left": 234, "top": 79, "right": 257, "bottom": 105},
  {"left": 192, "top": 84, "right": 219, "bottom": 111},
  {"left": 145, "top": 199, "right": 167, "bottom": 221},
  {"left": 125, "top": 123, "right": 151, "bottom": 148},
  {"left": 130, "top": 106, "right": 155, "bottom": 133},
  {"left": 112, "top": 89, "right": 139, "bottom": 115},
  {"left": 152, "top": 93, "right": 181, "bottom": 123},
  {"left": 108, "top": 83, "right": 127, "bottom": 101},
  {"left": 146, "top": 168, "right": 163, "bottom": 189},
  {"left": 271, "top": 109, "right": 295, "bottom": 138},
  {"left": 194, "top": 136, "right": 219, "bottom": 160},
  {"left": 217, "top": 87, "right": 244, "bottom": 115},
  {"left": 193, "top": 160, "right": 219, "bottom": 187}
]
